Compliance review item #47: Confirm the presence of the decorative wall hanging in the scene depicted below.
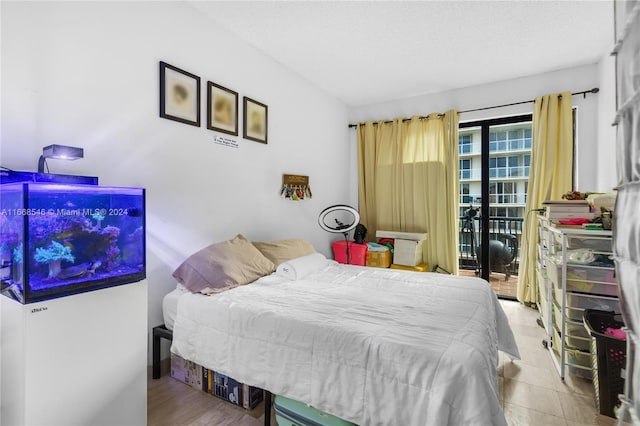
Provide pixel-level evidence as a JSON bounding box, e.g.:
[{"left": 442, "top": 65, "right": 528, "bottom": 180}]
[
  {"left": 281, "top": 174, "right": 312, "bottom": 201},
  {"left": 243, "top": 96, "right": 268, "bottom": 144},
  {"left": 159, "top": 61, "right": 201, "bottom": 127},
  {"left": 207, "top": 81, "right": 238, "bottom": 136}
]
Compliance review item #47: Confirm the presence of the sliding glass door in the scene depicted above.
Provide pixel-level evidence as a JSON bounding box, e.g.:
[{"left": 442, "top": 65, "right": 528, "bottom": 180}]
[{"left": 458, "top": 115, "right": 532, "bottom": 299}]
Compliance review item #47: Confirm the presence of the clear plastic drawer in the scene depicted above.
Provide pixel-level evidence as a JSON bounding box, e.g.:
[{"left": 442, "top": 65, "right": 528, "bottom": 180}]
[
  {"left": 552, "top": 288, "right": 620, "bottom": 321},
  {"left": 546, "top": 257, "right": 617, "bottom": 297}
]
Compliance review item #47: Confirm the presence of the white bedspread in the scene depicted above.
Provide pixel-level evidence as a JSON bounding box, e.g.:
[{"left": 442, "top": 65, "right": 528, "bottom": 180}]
[{"left": 172, "top": 262, "right": 519, "bottom": 426}]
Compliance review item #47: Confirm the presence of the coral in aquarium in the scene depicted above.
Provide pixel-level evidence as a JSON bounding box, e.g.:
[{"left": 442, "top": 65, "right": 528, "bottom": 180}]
[
  {"left": 103, "top": 245, "right": 121, "bottom": 272},
  {"left": 91, "top": 212, "right": 105, "bottom": 229},
  {"left": 101, "top": 225, "right": 120, "bottom": 240},
  {"left": 30, "top": 212, "right": 92, "bottom": 245},
  {"left": 100, "top": 225, "right": 121, "bottom": 270},
  {"left": 34, "top": 241, "right": 75, "bottom": 278},
  {"left": 13, "top": 243, "right": 23, "bottom": 264}
]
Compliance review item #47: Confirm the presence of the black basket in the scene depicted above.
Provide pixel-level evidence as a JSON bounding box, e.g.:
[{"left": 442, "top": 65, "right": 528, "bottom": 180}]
[{"left": 583, "top": 309, "right": 627, "bottom": 418}]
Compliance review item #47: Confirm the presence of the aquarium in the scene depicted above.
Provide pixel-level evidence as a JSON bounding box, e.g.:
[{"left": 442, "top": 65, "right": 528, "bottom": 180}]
[{"left": 0, "top": 183, "right": 145, "bottom": 303}]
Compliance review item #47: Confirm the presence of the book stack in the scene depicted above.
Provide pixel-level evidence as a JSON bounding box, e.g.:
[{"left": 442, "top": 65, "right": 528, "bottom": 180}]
[
  {"left": 170, "top": 354, "right": 263, "bottom": 410},
  {"left": 542, "top": 200, "right": 595, "bottom": 221}
]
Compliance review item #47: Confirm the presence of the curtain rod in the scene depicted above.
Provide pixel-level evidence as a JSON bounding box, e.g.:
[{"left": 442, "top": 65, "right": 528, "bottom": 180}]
[{"left": 347, "top": 88, "right": 599, "bottom": 128}]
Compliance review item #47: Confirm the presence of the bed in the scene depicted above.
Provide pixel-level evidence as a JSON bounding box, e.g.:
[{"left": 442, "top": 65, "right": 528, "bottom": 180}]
[{"left": 169, "top": 244, "right": 519, "bottom": 426}]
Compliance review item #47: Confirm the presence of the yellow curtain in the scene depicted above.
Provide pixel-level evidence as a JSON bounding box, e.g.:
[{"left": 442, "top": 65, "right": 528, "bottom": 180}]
[
  {"left": 517, "top": 92, "right": 573, "bottom": 303},
  {"left": 357, "top": 111, "right": 459, "bottom": 274}
]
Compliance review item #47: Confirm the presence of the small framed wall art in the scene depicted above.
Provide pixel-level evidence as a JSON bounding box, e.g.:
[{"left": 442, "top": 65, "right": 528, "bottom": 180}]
[
  {"left": 243, "top": 96, "right": 268, "bottom": 144},
  {"left": 207, "top": 81, "right": 238, "bottom": 136},
  {"left": 159, "top": 61, "right": 201, "bottom": 127}
]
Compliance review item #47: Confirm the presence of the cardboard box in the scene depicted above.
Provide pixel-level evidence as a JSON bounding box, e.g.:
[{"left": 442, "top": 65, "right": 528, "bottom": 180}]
[
  {"left": 393, "top": 239, "right": 424, "bottom": 266},
  {"left": 375, "top": 230, "right": 427, "bottom": 240},
  {"left": 170, "top": 354, "right": 203, "bottom": 390},
  {"left": 366, "top": 250, "right": 391, "bottom": 268}
]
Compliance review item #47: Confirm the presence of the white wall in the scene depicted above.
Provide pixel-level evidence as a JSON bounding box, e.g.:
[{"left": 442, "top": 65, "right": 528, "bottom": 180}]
[
  {"left": 597, "top": 51, "right": 618, "bottom": 190},
  {"left": 1, "top": 1, "right": 351, "bottom": 363},
  {"left": 348, "top": 63, "right": 618, "bottom": 202}
]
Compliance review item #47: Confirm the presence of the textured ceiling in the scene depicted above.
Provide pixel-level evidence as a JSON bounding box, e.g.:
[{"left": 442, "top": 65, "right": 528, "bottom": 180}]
[{"left": 188, "top": 1, "right": 612, "bottom": 107}]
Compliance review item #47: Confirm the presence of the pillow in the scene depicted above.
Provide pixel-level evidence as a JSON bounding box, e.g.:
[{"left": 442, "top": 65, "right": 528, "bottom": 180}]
[
  {"left": 276, "top": 253, "right": 327, "bottom": 281},
  {"left": 252, "top": 239, "right": 316, "bottom": 266},
  {"left": 172, "top": 234, "right": 275, "bottom": 295}
]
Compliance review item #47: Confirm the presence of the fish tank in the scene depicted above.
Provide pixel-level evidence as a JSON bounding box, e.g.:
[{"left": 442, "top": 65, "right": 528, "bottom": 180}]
[{"left": 0, "top": 182, "right": 145, "bottom": 304}]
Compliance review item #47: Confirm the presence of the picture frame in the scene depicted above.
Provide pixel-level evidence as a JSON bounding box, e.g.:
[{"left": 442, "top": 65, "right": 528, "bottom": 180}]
[
  {"left": 159, "top": 61, "right": 201, "bottom": 127},
  {"left": 243, "top": 96, "right": 268, "bottom": 144},
  {"left": 207, "top": 81, "right": 238, "bottom": 136}
]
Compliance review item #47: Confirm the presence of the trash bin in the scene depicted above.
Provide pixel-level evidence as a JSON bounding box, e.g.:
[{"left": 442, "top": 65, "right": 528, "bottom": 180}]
[{"left": 583, "top": 309, "right": 627, "bottom": 418}]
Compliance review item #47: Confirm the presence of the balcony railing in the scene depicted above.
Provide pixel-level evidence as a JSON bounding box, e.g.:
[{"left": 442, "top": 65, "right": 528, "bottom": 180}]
[
  {"left": 460, "top": 193, "right": 527, "bottom": 205},
  {"left": 489, "top": 166, "right": 530, "bottom": 179},
  {"left": 459, "top": 143, "right": 481, "bottom": 155},
  {"left": 460, "top": 139, "right": 532, "bottom": 156},
  {"left": 460, "top": 167, "right": 529, "bottom": 181},
  {"left": 459, "top": 169, "right": 481, "bottom": 180},
  {"left": 489, "top": 138, "right": 532, "bottom": 153},
  {"left": 459, "top": 216, "right": 524, "bottom": 272}
]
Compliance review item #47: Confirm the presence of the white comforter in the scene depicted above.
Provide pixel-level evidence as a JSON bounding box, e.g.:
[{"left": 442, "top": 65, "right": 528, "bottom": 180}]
[{"left": 171, "top": 263, "right": 520, "bottom": 426}]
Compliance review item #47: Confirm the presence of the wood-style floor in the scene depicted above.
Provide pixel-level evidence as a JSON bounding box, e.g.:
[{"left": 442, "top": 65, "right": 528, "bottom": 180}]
[
  {"left": 459, "top": 268, "right": 519, "bottom": 298},
  {"left": 148, "top": 363, "right": 274, "bottom": 425},
  {"left": 148, "top": 300, "right": 624, "bottom": 426}
]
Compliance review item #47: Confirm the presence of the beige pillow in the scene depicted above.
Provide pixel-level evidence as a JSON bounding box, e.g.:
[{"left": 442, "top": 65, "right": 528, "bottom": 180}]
[
  {"left": 173, "top": 234, "right": 275, "bottom": 295},
  {"left": 252, "top": 239, "right": 316, "bottom": 267}
]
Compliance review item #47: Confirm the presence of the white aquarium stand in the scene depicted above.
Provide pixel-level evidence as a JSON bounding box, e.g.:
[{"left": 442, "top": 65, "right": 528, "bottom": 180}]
[{"left": 1, "top": 279, "right": 148, "bottom": 426}]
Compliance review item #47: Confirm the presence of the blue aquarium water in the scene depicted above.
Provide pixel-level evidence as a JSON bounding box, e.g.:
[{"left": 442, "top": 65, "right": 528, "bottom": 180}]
[{"left": 0, "top": 183, "right": 145, "bottom": 303}]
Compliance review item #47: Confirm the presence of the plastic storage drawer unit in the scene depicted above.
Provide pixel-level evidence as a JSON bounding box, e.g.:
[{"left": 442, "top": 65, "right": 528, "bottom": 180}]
[{"left": 274, "top": 395, "right": 356, "bottom": 426}]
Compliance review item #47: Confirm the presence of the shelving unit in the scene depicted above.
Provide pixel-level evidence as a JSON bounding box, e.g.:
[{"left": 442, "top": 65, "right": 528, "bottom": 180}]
[
  {"left": 536, "top": 216, "right": 619, "bottom": 380},
  {"left": 612, "top": 0, "right": 640, "bottom": 423}
]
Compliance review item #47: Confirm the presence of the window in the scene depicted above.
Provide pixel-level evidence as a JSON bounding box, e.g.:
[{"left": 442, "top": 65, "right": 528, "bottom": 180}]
[
  {"left": 489, "top": 156, "right": 507, "bottom": 178},
  {"left": 459, "top": 134, "right": 472, "bottom": 154},
  {"left": 490, "top": 207, "right": 507, "bottom": 217},
  {"left": 508, "top": 156, "right": 520, "bottom": 177},
  {"left": 489, "top": 182, "right": 516, "bottom": 204},
  {"left": 524, "top": 128, "right": 532, "bottom": 149},
  {"left": 460, "top": 159, "right": 471, "bottom": 179},
  {"left": 460, "top": 183, "right": 472, "bottom": 204}
]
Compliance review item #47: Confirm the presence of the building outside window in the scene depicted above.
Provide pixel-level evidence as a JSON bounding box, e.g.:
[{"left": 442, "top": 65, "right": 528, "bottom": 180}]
[
  {"left": 458, "top": 119, "right": 533, "bottom": 283},
  {"left": 459, "top": 121, "right": 532, "bottom": 220}
]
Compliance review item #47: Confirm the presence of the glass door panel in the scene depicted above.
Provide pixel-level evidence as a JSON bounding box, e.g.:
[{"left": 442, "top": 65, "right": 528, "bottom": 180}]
[{"left": 458, "top": 118, "right": 532, "bottom": 299}]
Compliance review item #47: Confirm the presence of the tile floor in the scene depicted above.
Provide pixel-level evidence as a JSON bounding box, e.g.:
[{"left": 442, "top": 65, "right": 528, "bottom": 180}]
[{"left": 498, "top": 299, "right": 625, "bottom": 426}]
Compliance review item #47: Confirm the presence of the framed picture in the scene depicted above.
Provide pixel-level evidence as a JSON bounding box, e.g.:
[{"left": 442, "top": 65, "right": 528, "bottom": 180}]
[
  {"left": 243, "top": 96, "right": 268, "bottom": 144},
  {"left": 159, "top": 61, "right": 201, "bottom": 127},
  {"left": 207, "top": 81, "right": 238, "bottom": 136}
]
